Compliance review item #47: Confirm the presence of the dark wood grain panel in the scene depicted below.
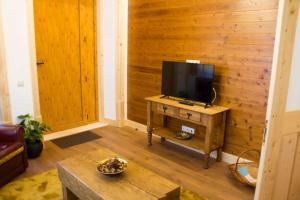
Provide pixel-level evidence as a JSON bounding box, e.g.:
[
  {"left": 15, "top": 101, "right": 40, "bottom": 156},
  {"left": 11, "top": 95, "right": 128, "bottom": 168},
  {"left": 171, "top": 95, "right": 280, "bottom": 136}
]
[{"left": 128, "top": 0, "right": 278, "bottom": 159}]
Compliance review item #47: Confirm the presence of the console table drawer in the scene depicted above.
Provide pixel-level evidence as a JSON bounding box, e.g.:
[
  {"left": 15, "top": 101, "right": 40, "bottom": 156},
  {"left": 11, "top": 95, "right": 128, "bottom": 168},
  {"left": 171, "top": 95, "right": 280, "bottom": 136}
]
[
  {"left": 179, "top": 109, "right": 203, "bottom": 123},
  {"left": 156, "top": 103, "right": 178, "bottom": 116},
  {"left": 179, "top": 109, "right": 200, "bottom": 122}
]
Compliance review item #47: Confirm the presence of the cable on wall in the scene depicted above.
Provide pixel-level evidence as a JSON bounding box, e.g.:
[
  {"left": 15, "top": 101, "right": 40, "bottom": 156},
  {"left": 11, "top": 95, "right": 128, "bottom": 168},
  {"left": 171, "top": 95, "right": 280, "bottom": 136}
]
[{"left": 211, "top": 87, "right": 217, "bottom": 104}]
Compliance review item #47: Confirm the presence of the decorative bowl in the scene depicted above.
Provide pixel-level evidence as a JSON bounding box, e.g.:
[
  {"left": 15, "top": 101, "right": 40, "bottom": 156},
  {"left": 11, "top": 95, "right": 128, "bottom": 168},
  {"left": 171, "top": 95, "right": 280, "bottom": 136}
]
[
  {"left": 97, "top": 157, "right": 128, "bottom": 175},
  {"left": 175, "top": 132, "right": 192, "bottom": 140}
]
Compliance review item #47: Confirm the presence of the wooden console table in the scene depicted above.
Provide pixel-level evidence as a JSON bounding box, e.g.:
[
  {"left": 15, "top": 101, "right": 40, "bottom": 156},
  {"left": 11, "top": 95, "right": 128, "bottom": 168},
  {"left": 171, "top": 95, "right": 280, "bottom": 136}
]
[{"left": 146, "top": 95, "right": 229, "bottom": 169}]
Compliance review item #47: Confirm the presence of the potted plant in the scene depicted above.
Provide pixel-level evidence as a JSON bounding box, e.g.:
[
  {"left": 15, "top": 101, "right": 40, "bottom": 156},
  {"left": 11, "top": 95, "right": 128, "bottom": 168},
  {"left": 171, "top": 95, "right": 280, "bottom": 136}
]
[{"left": 18, "top": 114, "right": 50, "bottom": 158}]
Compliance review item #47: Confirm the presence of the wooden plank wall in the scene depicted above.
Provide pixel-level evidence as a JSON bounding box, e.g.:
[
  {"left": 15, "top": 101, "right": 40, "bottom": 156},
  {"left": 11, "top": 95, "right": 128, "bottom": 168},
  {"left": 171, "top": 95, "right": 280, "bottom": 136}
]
[{"left": 128, "top": 0, "right": 278, "bottom": 159}]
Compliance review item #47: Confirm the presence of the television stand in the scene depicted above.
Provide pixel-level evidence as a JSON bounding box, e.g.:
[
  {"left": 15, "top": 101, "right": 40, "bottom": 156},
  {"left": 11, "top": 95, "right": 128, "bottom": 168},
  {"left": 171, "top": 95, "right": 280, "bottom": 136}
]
[
  {"left": 145, "top": 95, "right": 229, "bottom": 169},
  {"left": 179, "top": 100, "right": 194, "bottom": 106},
  {"left": 179, "top": 100, "right": 212, "bottom": 109},
  {"left": 204, "top": 103, "right": 211, "bottom": 109},
  {"left": 160, "top": 95, "right": 169, "bottom": 99}
]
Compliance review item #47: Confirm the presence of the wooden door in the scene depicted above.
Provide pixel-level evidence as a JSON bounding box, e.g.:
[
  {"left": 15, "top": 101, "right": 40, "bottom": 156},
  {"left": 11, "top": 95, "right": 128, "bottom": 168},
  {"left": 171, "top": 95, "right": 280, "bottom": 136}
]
[
  {"left": 255, "top": 0, "right": 300, "bottom": 199},
  {"left": 34, "top": 0, "right": 98, "bottom": 132}
]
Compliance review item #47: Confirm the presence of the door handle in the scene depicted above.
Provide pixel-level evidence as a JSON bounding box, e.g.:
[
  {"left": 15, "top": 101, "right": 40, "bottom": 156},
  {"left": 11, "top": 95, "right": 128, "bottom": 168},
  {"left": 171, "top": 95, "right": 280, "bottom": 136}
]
[{"left": 37, "top": 60, "right": 45, "bottom": 66}]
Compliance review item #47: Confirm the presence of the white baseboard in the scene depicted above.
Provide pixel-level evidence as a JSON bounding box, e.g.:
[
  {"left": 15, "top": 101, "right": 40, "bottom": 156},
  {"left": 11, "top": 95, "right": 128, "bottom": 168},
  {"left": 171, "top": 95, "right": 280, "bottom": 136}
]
[
  {"left": 0, "top": 120, "right": 12, "bottom": 124},
  {"left": 102, "top": 118, "right": 118, "bottom": 126},
  {"left": 35, "top": 115, "right": 43, "bottom": 122},
  {"left": 124, "top": 120, "right": 251, "bottom": 164},
  {"left": 44, "top": 122, "right": 108, "bottom": 141},
  {"left": 124, "top": 120, "right": 147, "bottom": 132}
]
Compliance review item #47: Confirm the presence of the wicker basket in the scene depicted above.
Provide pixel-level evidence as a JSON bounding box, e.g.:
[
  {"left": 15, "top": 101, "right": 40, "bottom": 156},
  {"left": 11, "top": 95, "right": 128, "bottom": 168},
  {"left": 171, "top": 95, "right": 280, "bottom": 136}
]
[{"left": 228, "top": 149, "right": 260, "bottom": 187}]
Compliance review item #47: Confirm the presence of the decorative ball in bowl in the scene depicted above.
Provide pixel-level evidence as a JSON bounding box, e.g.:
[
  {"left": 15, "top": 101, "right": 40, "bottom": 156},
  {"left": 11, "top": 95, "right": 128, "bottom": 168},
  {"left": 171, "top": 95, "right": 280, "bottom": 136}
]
[
  {"left": 97, "top": 157, "right": 128, "bottom": 175},
  {"left": 175, "top": 132, "right": 192, "bottom": 140}
]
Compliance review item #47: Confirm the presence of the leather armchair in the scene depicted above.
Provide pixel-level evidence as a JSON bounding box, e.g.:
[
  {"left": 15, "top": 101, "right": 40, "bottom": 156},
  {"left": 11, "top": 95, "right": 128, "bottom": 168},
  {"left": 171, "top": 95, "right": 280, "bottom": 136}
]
[{"left": 0, "top": 125, "right": 28, "bottom": 187}]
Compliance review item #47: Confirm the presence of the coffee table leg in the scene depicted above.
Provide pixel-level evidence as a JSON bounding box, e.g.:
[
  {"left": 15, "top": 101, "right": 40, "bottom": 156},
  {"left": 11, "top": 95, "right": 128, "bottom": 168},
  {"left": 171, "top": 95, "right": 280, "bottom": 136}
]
[{"left": 62, "top": 185, "right": 78, "bottom": 200}]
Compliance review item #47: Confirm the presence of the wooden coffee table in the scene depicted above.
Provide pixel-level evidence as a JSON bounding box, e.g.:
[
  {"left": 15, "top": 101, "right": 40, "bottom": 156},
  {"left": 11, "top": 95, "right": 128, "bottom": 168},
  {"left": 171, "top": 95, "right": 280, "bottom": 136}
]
[{"left": 57, "top": 147, "right": 180, "bottom": 200}]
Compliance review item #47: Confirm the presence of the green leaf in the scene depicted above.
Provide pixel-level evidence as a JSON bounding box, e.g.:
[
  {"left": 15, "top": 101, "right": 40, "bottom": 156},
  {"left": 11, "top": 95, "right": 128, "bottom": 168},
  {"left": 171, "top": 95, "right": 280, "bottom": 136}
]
[{"left": 18, "top": 114, "right": 51, "bottom": 143}]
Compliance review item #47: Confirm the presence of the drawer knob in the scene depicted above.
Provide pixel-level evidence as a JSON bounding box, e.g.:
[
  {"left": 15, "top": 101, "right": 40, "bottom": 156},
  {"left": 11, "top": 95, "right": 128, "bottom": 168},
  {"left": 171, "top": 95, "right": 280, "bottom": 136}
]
[
  {"left": 163, "top": 106, "right": 168, "bottom": 113},
  {"left": 187, "top": 113, "right": 192, "bottom": 119}
]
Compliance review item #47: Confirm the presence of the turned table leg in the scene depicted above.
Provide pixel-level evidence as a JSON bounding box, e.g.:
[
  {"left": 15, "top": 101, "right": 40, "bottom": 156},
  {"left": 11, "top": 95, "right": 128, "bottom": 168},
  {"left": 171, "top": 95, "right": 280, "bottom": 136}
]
[
  {"left": 216, "top": 148, "right": 222, "bottom": 162},
  {"left": 148, "top": 132, "right": 152, "bottom": 146},
  {"left": 147, "top": 101, "right": 153, "bottom": 146},
  {"left": 204, "top": 153, "right": 210, "bottom": 169}
]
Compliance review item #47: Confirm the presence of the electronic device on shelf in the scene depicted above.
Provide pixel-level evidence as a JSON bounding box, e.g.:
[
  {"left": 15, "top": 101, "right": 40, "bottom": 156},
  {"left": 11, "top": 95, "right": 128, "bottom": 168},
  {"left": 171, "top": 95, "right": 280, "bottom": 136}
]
[{"left": 161, "top": 61, "right": 215, "bottom": 108}]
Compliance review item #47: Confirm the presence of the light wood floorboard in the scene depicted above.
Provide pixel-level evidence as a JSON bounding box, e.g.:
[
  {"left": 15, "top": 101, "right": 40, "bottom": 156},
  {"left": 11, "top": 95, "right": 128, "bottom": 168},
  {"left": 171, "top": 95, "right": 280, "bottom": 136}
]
[{"left": 21, "top": 126, "right": 254, "bottom": 200}]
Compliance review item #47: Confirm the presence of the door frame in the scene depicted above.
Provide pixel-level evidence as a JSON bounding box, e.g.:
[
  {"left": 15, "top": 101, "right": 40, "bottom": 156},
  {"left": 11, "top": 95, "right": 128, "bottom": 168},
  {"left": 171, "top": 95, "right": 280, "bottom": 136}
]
[
  {"left": 0, "top": 15, "right": 12, "bottom": 124},
  {"left": 26, "top": 0, "right": 127, "bottom": 126},
  {"left": 27, "top": 0, "right": 42, "bottom": 121},
  {"left": 255, "top": 0, "right": 300, "bottom": 199}
]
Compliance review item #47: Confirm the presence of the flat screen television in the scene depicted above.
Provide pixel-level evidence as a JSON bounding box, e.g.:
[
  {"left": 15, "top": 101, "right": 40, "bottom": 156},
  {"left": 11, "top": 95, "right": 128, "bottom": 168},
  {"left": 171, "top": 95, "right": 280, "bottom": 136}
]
[{"left": 161, "top": 61, "right": 214, "bottom": 104}]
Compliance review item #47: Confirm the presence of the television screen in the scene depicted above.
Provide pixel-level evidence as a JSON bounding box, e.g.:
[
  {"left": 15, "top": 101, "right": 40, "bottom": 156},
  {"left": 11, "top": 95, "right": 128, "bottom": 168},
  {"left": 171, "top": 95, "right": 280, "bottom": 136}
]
[{"left": 161, "top": 61, "right": 214, "bottom": 104}]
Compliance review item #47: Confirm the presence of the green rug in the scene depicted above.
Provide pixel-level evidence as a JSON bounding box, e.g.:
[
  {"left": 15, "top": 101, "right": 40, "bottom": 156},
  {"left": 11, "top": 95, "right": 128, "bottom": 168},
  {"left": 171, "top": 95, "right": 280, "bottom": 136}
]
[{"left": 0, "top": 169, "right": 207, "bottom": 200}]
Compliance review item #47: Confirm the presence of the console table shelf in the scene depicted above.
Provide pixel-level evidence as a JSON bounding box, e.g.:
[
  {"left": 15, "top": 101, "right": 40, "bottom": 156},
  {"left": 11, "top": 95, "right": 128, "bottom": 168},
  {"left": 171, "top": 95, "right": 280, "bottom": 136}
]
[
  {"left": 152, "top": 128, "right": 206, "bottom": 150},
  {"left": 146, "top": 95, "right": 229, "bottom": 169}
]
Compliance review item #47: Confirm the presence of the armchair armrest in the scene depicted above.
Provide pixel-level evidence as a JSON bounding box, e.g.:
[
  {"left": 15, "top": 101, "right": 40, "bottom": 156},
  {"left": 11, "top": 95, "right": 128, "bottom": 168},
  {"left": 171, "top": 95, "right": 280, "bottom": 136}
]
[{"left": 0, "top": 125, "right": 24, "bottom": 143}]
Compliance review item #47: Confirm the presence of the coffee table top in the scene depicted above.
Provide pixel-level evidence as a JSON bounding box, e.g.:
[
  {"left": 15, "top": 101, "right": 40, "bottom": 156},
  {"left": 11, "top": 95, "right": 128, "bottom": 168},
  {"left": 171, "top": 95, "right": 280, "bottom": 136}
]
[{"left": 57, "top": 147, "right": 180, "bottom": 200}]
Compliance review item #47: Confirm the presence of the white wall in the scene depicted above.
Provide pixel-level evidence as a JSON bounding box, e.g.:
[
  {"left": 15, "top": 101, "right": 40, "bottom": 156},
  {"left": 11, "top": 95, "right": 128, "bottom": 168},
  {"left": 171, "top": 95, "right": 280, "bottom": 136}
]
[
  {"left": 286, "top": 8, "right": 300, "bottom": 111},
  {"left": 102, "top": 0, "right": 117, "bottom": 120},
  {"left": 0, "top": 0, "right": 35, "bottom": 123}
]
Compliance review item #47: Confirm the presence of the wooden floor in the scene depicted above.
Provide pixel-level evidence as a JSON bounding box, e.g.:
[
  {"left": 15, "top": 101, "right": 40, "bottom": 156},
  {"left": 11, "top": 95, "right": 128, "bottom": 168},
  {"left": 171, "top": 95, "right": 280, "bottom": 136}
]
[{"left": 21, "top": 126, "right": 255, "bottom": 200}]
